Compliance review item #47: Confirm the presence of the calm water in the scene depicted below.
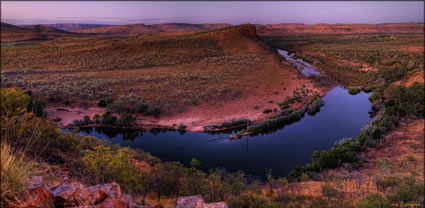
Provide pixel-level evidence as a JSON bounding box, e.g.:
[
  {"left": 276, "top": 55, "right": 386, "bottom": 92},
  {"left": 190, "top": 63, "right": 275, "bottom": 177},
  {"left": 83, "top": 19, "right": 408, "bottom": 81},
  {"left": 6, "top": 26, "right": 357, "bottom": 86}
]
[{"left": 66, "top": 86, "right": 372, "bottom": 178}]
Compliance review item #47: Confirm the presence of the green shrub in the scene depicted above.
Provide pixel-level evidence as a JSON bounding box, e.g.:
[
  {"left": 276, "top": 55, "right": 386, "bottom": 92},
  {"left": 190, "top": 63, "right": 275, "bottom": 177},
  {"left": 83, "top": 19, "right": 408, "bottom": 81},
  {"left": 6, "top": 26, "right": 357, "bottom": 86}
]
[
  {"left": 356, "top": 194, "right": 389, "bottom": 208},
  {"left": 82, "top": 145, "right": 137, "bottom": 186},
  {"left": 0, "top": 88, "right": 30, "bottom": 116},
  {"left": 348, "top": 88, "right": 360, "bottom": 95}
]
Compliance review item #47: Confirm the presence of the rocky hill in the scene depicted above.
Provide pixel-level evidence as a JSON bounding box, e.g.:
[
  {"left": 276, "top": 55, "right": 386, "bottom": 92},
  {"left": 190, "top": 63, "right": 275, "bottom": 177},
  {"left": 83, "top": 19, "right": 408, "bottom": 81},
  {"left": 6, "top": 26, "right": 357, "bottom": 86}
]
[
  {"left": 1, "top": 22, "right": 76, "bottom": 42},
  {"left": 72, "top": 23, "right": 231, "bottom": 35},
  {"left": 256, "top": 22, "right": 425, "bottom": 35}
]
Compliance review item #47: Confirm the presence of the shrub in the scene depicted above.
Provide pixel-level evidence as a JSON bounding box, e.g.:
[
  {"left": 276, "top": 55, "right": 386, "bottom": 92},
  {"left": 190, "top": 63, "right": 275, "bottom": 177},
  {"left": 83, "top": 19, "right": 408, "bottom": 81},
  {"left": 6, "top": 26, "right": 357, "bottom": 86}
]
[
  {"left": 356, "top": 194, "right": 389, "bottom": 208},
  {"left": 263, "top": 108, "right": 273, "bottom": 114},
  {"left": 0, "top": 88, "right": 30, "bottom": 116},
  {"left": 82, "top": 145, "right": 137, "bottom": 186},
  {"left": 27, "top": 97, "right": 46, "bottom": 117},
  {"left": 119, "top": 112, "right": 136, "bottom": 127},
  {"left": 348, "top": 88, "right": 360, "bottom": 95},
  {"left": 101, "top": 112, "right": 118, "bottom": 125},
  {"left": 98, "top": 100, "right": 107, "bottom": 107},
  {"left": 321, "top": 183, "right": 339, "bottom": 201},
  {"left": 145, "top": 105, "right": 161, "bottom": 117},
  {"left": 178, "top": 123, "right": 187, "bottom": 132}
]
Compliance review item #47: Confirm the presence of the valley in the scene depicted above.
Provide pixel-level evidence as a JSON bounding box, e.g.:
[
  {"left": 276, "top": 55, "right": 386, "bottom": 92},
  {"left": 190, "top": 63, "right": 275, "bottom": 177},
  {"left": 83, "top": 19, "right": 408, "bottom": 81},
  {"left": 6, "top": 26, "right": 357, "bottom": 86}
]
[{"left": 1, "top": 19, "right": 424, "bottom": 208}]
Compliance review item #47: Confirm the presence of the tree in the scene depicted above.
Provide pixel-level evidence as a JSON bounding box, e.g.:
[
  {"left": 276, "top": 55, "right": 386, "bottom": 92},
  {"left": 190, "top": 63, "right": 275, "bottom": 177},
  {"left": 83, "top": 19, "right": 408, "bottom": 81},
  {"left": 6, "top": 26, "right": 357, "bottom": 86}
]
[
  {"left": 266, "top": 169, "right": 275, "bottom": 195},
  {"left": 275, "top": 177, "right": 288, "bottom": 199},
  {"left": 150, "top": 161, "right": 185, "bottom": 203},
  {"left": 207, "top": 170, "right": 230, "bottom": 202},
  {"left": 190, "top": 158, "right": 201, "bottom": 169}
]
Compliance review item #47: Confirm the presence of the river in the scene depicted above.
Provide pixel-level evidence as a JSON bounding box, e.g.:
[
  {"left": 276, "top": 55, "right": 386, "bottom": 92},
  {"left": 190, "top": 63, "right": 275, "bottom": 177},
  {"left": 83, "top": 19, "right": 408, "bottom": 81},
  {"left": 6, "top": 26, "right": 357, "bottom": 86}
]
[{"left": 65, "top": 49, "right": 373, "bottom": 178}]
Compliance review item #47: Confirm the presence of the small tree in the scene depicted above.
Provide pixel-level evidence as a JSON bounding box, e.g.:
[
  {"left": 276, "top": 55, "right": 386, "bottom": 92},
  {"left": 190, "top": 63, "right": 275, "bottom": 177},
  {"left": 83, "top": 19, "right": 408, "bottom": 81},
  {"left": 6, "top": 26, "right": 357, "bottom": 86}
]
[
  {"left": 266, "top": 169, "right": 275, "bottom": 195},
  {"left": 190, "top": 158, "right": 201, "bottom": 169}
]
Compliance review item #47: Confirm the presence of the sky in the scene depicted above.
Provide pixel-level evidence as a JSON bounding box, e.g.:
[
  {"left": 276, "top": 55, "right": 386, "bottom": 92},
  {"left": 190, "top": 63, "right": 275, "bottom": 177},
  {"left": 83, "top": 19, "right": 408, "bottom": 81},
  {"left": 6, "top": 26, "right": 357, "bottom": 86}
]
[{"left": 1, "top": 1, "right": 424, "bottom": 25}]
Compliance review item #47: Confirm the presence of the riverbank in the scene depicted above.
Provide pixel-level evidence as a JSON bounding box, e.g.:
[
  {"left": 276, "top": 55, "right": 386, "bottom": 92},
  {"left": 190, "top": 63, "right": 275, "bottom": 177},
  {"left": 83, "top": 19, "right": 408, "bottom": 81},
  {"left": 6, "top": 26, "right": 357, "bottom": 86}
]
[
  {"left": 46, "top": 79, "right": 330, "bottom": 133},
  {"left": 46, "top": 48, "right": 331, "bottom": 133}
]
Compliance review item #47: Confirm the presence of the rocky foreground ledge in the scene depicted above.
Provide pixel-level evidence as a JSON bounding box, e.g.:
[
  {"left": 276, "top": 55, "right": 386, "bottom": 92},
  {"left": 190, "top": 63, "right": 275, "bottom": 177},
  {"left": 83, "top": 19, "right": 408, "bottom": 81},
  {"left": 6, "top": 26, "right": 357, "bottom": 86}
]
[{"left": 11, "top": 176, "right": 228, "bottom": 208}]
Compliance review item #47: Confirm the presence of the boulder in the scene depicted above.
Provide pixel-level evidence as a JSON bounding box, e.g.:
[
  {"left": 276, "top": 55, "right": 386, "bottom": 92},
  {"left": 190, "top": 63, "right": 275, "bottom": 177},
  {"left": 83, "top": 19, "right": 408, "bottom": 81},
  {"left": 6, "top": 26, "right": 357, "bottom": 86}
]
[
  {"left": 176, "top": 195, "right": 228, "bottom": 208},
  {"left": 11, "top": 176, "right": 54, "bottom": 208},
  {"left": 12, "top": 176, "right": 144, "bottom": 208},
  {"left": 79, "top": 182, "right": 123, "bottom": 206},
  {"left": 50, "top": 182, "right": 84, "bottom": 207}
]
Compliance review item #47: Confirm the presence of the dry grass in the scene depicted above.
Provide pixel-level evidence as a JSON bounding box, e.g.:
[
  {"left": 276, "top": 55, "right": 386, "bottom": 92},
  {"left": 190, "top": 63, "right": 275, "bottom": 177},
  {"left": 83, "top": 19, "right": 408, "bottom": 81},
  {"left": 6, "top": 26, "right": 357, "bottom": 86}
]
[{"left": 0, "top": 142, "right": 36, "bottom": 207}]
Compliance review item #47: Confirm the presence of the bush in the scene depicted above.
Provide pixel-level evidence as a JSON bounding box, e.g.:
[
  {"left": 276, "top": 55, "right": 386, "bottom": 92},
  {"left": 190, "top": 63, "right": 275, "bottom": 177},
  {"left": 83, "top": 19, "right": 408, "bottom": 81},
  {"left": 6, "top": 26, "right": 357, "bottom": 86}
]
[
  {"left": 348, "top": 88, "right": 360, "bottom": 95},
  {"left": 321, "top": 183, "right": 339, "bottom": 201},
  {"left": 27, "top": 97, "right": 46, "bottom": 117},
  {"left": 0, "top": 88, "right": 30, "bottom": 116},
  {"left": 178, "top": 123, "right": 187, "bottom": 132},
  {"left": 356, "top": 194, "right": 389, "bottom": 208},
  {"left": 98, "top": 100, "right": 107, "bottom": 107},
  {"left": 263, "top": 108, "right": 273, "bottom": 114},
  {"left": 119, "top": 112, "right": 136, "bottom": 127},
  {"left": 82, "top": 145, "right": 137, "bottom": 186}
]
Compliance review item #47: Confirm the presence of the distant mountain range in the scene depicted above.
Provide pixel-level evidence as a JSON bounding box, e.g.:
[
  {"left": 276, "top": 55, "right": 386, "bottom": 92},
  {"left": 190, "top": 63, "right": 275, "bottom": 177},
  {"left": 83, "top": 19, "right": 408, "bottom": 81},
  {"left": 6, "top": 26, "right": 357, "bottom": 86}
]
[
  {"left": 36, "top": 23, "right": 110, "bottom": 31},
  {"left": 256, "top": 22, "right": 425, "bottom": 35},
  {"left": 71, "top": 23, "right": 232, "bottom": 35},
  {"left": 1, "top": 22, "right": 424, "bottom": 42}
]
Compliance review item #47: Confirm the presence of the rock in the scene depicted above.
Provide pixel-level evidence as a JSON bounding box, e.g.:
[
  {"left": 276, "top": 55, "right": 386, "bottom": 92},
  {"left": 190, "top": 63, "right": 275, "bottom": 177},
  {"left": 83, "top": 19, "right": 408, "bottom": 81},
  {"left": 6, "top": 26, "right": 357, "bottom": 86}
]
[
  {"left": 79, "top": 182, "right": 123, "bottom": 205},
  {"left": 176, "top": 195, "right": 228, "bottom": 208},
  {"left": 13, "top": 176, "right": 139, "bottom": 208},
  {"left": 50, "top": 182, "right": 84, "bottom": 207},
  {"left": 12, "top": 176, "right": 54, "bottom": 208}
]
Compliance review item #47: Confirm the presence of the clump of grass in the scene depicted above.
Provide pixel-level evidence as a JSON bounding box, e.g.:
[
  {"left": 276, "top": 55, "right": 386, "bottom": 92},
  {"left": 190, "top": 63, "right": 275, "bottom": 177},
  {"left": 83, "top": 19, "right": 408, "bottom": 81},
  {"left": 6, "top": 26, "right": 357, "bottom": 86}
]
[{"left": 1, "top": 142, "right": 36, "bottom": 207}]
